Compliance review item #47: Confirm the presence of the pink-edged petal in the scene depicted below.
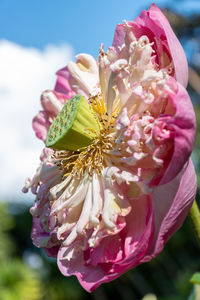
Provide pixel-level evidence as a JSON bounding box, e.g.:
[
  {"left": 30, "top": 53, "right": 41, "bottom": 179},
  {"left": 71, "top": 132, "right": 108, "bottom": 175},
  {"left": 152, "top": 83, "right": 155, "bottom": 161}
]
[
  {"left": 54, "top": 66, "right": 76, "bottom": 99},
  {"left": 58, "top": 241, "right": 132, "bottom": 293},
  {"left": 156, "top": 82, "right": 195, "bottom": 185},
  {"left": 67, "top": 54, "right": 99, "bottom": 97},
  {"left": 53, "top": 90, "right": 73, "bottom": 102},
  {"left": 55, "top": 54, "right": 99, "bottom": 99},
  {"left": 57, "top": 194, "right": 154, "bottom": 292},
  {"left": 58, "top": 246, "right": 110, "bottom": 292},
  {"left": 40, "top": 90, "right": 63, "bottom": 115},
  {"left": 147, "top": 4, "right": 188, "bottom": 88},
  {"left": 112, "top": 24, "right": 126, "bottom": 50},
  {"left": 112, "top": 4, "right": 188, "bottom": 87},
  {"left": 32, "top": 110, "right": 51, "bottom": 141},
  {"left": 142, "top": 158, "right": 196, "bottom": 261}
]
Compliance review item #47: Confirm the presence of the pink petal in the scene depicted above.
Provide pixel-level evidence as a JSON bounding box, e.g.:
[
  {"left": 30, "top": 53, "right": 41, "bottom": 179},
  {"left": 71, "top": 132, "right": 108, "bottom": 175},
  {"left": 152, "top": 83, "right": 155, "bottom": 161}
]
[
  {"left": 32, "top": 110, "right": 51, "bottom": 141},
  {"left": 58, "top": 242, "right": 130, "bottom": 292},
  {"left": 156, "top": 82, "right": 195, "bottom": 185},
  {"left": 31, "top": 216, "right": 50, "bottom": 248},
  {"left": 112, "top": 195, "right": 154, "bottom": 271},
  {"left": 143, "top": 158, "right": 197, "bottom": 261},
  {"left": 58, "top": 246, "right": 109, "bottom": 292},
  {"left": 89, "top": 234, "right": 124, "bottom": 266},
  {"left": 112, "top": 24, "right": 126, "bottom": 50},
  {"left": 54, "top": 66, "right": 76, "bottom": 99},
  {"left": 88, "top": 217, "right": 127, "bottom": 266},
  {"left": 147, "top": 4, "right": 188, "bottom": 88}
]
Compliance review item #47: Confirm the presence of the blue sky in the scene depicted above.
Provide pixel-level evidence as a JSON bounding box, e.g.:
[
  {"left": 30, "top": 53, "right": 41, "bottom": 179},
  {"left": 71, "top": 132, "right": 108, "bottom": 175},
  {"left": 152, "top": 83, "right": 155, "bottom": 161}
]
[{"left": 1, "top": 0, "right": 200, "bottom": 58}]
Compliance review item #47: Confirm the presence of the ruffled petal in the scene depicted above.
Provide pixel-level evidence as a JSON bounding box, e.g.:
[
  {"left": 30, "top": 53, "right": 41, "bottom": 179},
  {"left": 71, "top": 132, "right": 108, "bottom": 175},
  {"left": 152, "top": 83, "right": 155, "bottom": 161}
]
[
  {"left": 112, "top": 4, "right": 188, "bottom": 87},
  {"left": 57, "top": 245, "right": 109, "bottom": 292},
  {"left": 155, "top": 82, "right": 196, "bottom": 185}
]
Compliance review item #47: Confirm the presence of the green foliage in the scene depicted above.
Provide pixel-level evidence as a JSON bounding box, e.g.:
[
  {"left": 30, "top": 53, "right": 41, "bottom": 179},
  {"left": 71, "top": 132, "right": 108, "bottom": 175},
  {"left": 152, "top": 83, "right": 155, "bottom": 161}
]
[
  {"left": 0, "top": 203, "right": 15, "bottom": 260},
  {"left": 0, "top": 260, "right": 44, "bottom": 300},
  {"left": 43, "top": 277, "right": 83, "bottom": 300},
  {"left": 0, "top": 203, "right": 44, "bottom": 300}
]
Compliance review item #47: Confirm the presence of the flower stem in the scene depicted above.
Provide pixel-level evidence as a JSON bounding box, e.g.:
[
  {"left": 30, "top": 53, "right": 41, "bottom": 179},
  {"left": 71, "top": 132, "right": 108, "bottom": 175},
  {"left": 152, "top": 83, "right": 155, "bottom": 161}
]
[{"left": 190, "top": 199, "right": 200, "bottom": 246}]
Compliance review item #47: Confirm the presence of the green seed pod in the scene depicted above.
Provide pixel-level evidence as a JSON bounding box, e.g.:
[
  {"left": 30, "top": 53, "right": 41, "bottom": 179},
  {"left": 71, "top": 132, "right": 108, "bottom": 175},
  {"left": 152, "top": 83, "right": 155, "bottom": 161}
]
[{"left": 46, "top": 95, "right": 100, "bottom": 151}]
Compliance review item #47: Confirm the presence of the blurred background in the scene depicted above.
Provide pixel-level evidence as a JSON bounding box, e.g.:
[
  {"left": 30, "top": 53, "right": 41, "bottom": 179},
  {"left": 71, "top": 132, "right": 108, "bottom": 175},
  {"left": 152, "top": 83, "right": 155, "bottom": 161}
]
[{"left": 0, "top": 0, "right": 200, "bottom": 299}]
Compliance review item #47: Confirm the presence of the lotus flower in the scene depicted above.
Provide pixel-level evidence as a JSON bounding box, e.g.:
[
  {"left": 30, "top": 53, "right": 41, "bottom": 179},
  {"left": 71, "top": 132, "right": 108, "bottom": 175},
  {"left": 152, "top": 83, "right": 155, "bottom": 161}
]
[{"left": 23, "top": 4, "right": 196, "bottom": 292}]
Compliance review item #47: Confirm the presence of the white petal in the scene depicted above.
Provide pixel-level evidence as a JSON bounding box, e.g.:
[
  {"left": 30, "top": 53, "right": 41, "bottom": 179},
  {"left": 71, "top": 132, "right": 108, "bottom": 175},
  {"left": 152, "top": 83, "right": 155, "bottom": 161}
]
[
  {"left": 41, "top": 90, "right": 63, "bottom": 115},
  {"left": 68, "top": 54, "right": 98, "bottom": 96},
  {"left": 76, "top": 180, "right": 92, "bottom": 234},
  {"left": 52, "top": 178, "right": 88, "bottom": 212},
  {"left": 106, "top": 72, "right": 116, "bottom": 121},
  {"left": 102, "top": 187, "right": 117, "bottom": 229},
  {"left": 89, "top": 173, "right": 103, "bottom": 225},
  {"left": 64, "top": 226, "right": 78, "bottom": 246}
]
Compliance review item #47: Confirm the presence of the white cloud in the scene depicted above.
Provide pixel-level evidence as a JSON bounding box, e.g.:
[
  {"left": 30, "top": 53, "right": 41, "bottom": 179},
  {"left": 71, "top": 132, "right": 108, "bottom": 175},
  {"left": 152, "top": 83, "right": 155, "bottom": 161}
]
[{"left": 0, "top": 40, "right": 73, "bottom": 202}]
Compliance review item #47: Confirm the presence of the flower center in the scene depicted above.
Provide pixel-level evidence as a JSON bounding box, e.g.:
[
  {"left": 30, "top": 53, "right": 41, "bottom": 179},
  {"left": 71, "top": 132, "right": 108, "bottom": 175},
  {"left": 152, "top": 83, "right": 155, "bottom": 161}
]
[{"left": 50, "top": 94, "right": 120, "bottom": 178}]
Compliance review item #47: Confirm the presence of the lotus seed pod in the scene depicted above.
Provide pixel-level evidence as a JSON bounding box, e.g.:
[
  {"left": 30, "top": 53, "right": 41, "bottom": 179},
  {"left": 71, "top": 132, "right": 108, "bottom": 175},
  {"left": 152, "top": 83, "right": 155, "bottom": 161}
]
[{"left": 45, "top": 95, "right": 100, "bottom": 151}]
